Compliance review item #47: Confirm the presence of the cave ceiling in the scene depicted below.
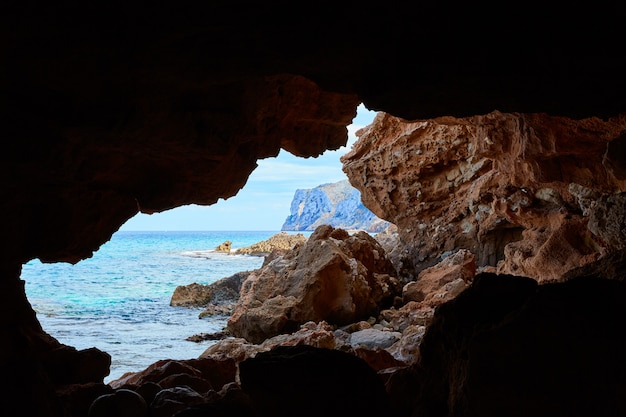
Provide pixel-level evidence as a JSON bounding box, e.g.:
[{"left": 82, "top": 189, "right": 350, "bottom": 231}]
[{"left": 2, "top": 2, "right": 625, "bottom": 265}]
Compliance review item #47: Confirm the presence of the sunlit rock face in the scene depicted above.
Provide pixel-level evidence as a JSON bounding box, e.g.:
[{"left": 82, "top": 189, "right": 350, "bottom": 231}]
[
  {"left": 343, "top": 111, "right": 626, "bottom": 281},
  {"left": 227, "top": 225, "right": 401, "bottom": 344},
  {"left": 281, "top": 179, "right": 390, "bottom": 233}
]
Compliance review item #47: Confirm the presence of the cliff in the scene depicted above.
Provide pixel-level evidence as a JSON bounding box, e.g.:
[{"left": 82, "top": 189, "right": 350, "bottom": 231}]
[
  {"left": 281, "top": 180, "right": 390, "bottom": 233},
  {"left": 342, "top": 111, "right": 626, "bottom": 282}
]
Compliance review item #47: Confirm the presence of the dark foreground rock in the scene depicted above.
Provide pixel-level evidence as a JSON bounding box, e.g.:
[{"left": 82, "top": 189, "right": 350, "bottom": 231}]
[
  {"left": 103, "top": 271, "right": 626, "bottom": 417},
  {"left": 387, "top": 272, "right": 626, "bottom": 417},
  {"left": 239, "top": 345, "right": 392, "bottom": 417}
]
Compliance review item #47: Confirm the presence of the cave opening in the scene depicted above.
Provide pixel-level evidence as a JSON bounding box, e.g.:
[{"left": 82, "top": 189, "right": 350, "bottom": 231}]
[{"left": 21, "top": 103, "right": 380, "bottom": 384}]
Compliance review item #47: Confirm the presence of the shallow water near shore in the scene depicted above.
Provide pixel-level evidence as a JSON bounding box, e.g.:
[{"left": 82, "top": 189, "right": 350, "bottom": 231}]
[{"left": 22, "top": 230, "right": 309, "bottom": 383}]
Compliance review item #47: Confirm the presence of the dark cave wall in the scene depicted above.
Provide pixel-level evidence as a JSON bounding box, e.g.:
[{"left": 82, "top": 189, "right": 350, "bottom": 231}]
[
  {"left": 3, "top": 2, "right": 625, "bottom": 266},
  {"left": 1, "top": 2, "right": 626, "bottom": 417}
]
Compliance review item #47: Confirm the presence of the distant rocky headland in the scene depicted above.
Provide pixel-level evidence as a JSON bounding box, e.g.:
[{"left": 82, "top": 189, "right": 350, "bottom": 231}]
[
  {"left": 281, "top": 179, "right": 390, "bottom": 233},
  {"left": 214, "top": 232, "right": 308, "bottom": 256}
]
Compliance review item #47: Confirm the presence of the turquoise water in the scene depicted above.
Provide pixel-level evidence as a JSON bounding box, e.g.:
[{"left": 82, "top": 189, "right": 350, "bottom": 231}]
[{"left": 22, "top": 230, "right": 306, "bottom": 383}]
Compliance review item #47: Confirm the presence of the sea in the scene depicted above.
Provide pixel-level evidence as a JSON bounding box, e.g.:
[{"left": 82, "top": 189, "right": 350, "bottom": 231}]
[{"left": 21, "top": 230, "right": 309, "bottom": 384}]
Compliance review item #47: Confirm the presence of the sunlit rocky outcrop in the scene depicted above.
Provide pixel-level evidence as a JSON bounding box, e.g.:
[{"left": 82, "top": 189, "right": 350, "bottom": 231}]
[{"left": 343, "top": 111, "right": 626, "bottom": 282}]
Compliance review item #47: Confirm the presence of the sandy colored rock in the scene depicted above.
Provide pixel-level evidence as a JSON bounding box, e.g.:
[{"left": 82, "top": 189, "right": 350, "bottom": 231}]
[
  {"left": 385, "top": 324, "right": 426, "bottom": 364},
  {"left": 234, "top": 232, "right": 308, "bottom": 256},
  {"left": 215, "top": 241, "right": 232, "bottom": 253}
]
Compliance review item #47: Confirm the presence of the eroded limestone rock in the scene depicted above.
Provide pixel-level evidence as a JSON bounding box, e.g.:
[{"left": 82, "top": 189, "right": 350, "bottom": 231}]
[
  {"left": 402, "top": 249, "right": 475, "bottom": 305},
  {"left": 227, "top": 225, "right": 401, "bottom": 343},
  {"left": 233, "top": 232, "right": 308, "bottom": 256},
  {"left": 214, "top": 241, "right": 232, "bottom": 253},
  {"left": 342, "top": 111, "right": 626, "bottom": 282}
]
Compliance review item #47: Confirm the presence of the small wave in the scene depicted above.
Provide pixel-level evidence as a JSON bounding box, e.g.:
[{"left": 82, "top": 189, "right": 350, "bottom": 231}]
[
  {"left": 178, "top": 249, "right": 256, "bottom": 260},
  {"left": 179, "top": 250, "right": 216, "bottom": 258}
]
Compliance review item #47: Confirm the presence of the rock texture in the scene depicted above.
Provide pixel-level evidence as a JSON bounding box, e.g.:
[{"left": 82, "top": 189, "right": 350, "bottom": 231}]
[
  {"left": 343, "top": 111, "right": 626, "bottom": 281},
  {"left": 170, "top": 271, "right": 250, "bottom": 315},
  {"left": 214, "top": 241, "right": 232, "bottom": 253},
  {"left": 2, "top": 2, "right": 626, "bottom": 416},
  {"left": 227, "top": 225, "right": 401, "bottom": 343},
  {"left": 233, "top": 232, "right": 308, "bottom": 256},
  {"left": 281, "top": 179, "right": 390, "bottom": 233},
  {"left": 402, "top": 249, "right": 475, "bottom": 306},
  {"left": 386, "top": 273, "right": 626, "bottom": 417}
]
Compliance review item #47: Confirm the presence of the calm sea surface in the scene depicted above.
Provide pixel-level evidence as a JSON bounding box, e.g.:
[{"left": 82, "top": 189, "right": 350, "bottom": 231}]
[{"left": 22, "top": 230, "right": 308, "bottom": 383}]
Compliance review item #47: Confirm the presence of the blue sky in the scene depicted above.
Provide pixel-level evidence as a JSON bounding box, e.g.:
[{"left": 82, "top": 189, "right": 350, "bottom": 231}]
[{"left": 120, "top": 104, "right": 377, "bottom": 231}]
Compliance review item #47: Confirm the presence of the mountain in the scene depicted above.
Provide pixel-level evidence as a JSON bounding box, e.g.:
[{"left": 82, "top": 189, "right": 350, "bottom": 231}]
[{"left": 281, "top": 179, "right": 390, "bottom": 233}]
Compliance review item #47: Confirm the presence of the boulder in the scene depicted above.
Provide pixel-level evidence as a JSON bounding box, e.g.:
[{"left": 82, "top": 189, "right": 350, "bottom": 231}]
[
  {"left": 227, "top": 225, "right": 402, "bottom": 343},
  {"left": 170, "top": 271, "right": 251, "bottom": 310},
  {"left": 109, "top": 357, "right": 237, "bottom": 393},
  {"left": 239, "top": 345, "right": 391, "bottom": 417},
  {"left": 88, "top": 389, "right": 148, "bottom": 417},
  {"left": 214, "top": 241, "right": 232, "bottom": 253},
  {"left": 348, "top": 328, "right": 400, "bottom": 350},
  {"left": 402, "top": 249, "right": 475, "bottom": 306},
  {"left": 392, "top": 273, "right": 626, "bottom": 417}
]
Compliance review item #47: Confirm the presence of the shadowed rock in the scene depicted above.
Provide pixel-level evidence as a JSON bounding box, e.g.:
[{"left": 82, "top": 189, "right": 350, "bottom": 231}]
[
  {"left": 387, "top": 272, "right": 626, "bottom": 417},
  {"left": 239, "top": 345, "right": 392, "bottom": 417}
]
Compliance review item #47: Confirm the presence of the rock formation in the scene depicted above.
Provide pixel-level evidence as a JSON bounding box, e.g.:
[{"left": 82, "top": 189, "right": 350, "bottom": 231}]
[
  {"left": 233, "top": 231, "right": 308, "bottom": 256},
  {"left": 170, "top": 271, "right": 251, "bottom": 316},
  {"left": 213, "top": 241, "right": 232, "bottom": 253},
  {"left": 227, "top": 225, "right": 401, "bottom": 343},
  {"left": 343, "top": 111, "right": 626, "bottom": 281},
  {"left": 3, "top": 2, "right": 626, "bottom": 416},
  {"left": 281, "top": 179, "right": 390, "bottom": 233},
  {"left": 386, "top": 273, "right": 626, "bottom": 417}
]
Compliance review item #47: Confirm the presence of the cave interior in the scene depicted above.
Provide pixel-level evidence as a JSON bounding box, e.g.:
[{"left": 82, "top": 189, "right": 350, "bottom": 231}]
[{"left": 3, "top": 2, "right": 626, "bottom": 417}]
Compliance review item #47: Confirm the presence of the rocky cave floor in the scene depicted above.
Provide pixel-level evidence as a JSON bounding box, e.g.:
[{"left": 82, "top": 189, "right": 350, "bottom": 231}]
[{"left": 52, "top": 223, "right": 626, "bottom": 417}]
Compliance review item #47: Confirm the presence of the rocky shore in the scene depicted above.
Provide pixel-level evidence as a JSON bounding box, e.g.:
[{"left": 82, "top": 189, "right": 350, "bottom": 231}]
[
  {"left": 91, "top": 112, "right": 626, "bottom": 417},
  {"left": 213, "top": 231, "right": 308, "bottom": 256},
  {"left": 104, "top": 224, "right": 477, "bottom": 415}
]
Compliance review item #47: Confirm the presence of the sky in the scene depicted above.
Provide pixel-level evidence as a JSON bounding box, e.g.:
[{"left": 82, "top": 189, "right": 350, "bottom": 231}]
[{"left": 119, "top": 104, "right": 377, "bottom": 231}]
